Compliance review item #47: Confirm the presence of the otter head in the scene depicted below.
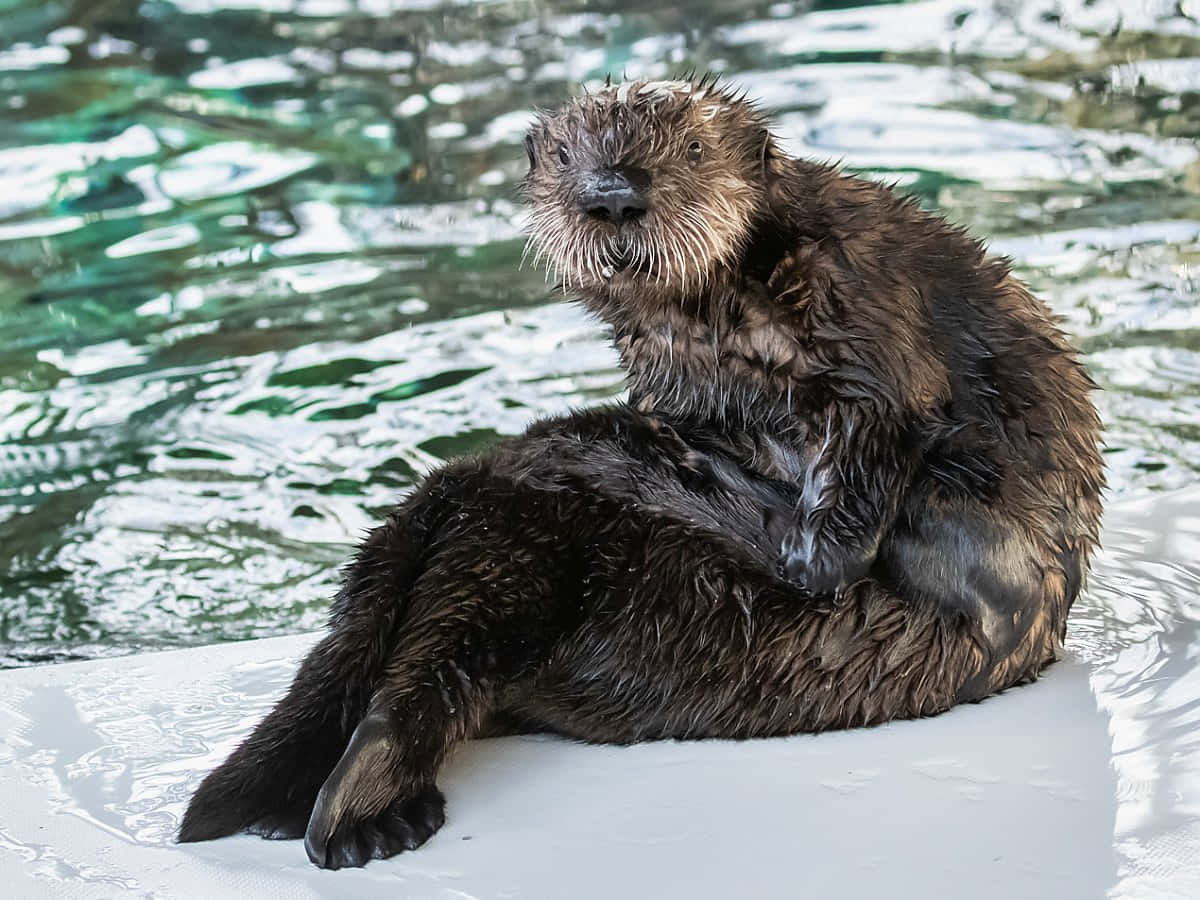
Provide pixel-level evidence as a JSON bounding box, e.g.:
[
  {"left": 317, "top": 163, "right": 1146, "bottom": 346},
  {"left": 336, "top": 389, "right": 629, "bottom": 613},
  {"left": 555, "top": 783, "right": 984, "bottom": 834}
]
[{"left": 521, "top": 77, "right": 777, "bottom": 306}]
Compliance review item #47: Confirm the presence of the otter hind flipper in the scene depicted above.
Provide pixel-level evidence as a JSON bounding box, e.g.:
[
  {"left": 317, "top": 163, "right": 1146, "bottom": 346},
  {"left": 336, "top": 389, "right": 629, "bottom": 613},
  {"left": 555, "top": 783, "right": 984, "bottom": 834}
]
[
  {"left": 179, "top": 508, "right": 433, "bottom": 844},
  {"left": 177, "top": 630, "right": 356, "bottom": 843},
  {"left": 303, "top": 713, "right": 446, "bottom": 869}
]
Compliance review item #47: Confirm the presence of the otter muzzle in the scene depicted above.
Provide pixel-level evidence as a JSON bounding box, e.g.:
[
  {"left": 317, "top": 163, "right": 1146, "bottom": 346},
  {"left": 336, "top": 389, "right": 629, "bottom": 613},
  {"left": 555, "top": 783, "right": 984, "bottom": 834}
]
[{"left": 579, "top": 170, "right": 648, "bottom": 225}]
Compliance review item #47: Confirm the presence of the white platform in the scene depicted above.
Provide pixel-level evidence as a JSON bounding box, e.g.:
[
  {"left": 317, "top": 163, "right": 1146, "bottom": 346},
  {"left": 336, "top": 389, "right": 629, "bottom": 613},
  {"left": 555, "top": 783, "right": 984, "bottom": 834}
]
[{"left": 1, "top": 488, "right": 1198, "bottom": 899}]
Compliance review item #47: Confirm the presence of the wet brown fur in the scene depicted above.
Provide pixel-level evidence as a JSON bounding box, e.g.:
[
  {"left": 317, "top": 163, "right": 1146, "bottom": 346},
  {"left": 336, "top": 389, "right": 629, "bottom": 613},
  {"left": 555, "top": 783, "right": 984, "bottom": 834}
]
[{"left": 179, "top": 76, "right": 1104, "bottom": 868}]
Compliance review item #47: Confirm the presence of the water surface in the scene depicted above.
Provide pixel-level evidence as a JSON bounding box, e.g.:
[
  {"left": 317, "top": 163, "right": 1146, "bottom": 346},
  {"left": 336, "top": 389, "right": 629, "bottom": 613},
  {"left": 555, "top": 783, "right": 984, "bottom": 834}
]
[{"left": 1, "top": 0, "right": 1198, "bottom": 665}]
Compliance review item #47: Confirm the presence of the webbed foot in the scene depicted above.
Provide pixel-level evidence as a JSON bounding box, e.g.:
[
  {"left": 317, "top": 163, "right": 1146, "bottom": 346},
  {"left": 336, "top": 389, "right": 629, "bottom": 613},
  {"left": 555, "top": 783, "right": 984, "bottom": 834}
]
[{"left": 304, "top": 786, "right": 445, "bottom": 869}]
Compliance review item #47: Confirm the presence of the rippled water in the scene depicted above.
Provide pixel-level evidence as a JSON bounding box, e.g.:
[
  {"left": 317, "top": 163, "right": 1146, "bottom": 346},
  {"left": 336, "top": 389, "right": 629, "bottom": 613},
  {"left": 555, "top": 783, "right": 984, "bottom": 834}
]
[{"left": 1, "top": 0, "right": 1198, "bottom": 666}]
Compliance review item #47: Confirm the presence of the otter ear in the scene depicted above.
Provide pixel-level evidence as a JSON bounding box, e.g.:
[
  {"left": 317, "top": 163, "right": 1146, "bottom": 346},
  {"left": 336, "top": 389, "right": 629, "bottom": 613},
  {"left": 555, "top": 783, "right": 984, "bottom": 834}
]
[
  {"left": 758, "top": 128, "right": 781, "bottom": 181},
  {"left": 524, "top": 132, "right": 538, "bottom": 171},
  {"left": 759, "top": 128, "right": 792, "bottom": 211}
]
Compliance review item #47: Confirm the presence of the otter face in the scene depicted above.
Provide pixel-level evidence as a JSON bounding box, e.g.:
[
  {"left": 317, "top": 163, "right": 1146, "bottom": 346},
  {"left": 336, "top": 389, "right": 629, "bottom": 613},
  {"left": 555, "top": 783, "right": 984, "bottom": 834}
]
[{"left": 521, "top": 78, "right": 774, "bottom": 300}]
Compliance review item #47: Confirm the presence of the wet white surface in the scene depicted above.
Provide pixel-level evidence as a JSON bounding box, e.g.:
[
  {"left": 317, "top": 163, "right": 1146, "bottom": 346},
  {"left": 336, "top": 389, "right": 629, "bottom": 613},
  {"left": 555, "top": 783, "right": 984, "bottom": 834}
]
[{"left": 1, "top": 487, "right": 1198, "bottom": 899}]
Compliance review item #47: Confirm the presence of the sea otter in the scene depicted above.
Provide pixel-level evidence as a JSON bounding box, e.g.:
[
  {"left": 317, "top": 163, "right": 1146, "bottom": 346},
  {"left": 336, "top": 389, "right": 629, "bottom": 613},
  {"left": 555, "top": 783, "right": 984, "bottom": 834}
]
[{"left": 178, "top": 76, "right": 1104, "bottom": 869}]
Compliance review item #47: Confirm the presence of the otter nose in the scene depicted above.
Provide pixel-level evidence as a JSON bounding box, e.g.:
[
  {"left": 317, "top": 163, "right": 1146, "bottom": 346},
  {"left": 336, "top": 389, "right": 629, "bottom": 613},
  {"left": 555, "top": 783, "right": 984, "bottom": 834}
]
[{"left": 579, "top": 171, "right": 648, "bottom": 225}]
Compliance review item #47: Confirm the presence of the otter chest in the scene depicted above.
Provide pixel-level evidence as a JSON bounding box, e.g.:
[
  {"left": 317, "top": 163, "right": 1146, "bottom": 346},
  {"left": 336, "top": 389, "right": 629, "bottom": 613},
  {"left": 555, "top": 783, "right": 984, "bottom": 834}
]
[{"left": 620, "top": 308, "right": 825, "bottom": 419}]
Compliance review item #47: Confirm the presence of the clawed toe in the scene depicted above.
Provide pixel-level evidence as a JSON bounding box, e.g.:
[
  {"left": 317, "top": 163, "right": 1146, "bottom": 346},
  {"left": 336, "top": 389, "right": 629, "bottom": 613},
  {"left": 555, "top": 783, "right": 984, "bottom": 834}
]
[
  {"left": 245, "top": 809, "right": 310, "bottom": 841},
  {"left": 393, "top": 785, "right": 447, "bottom": 842}
]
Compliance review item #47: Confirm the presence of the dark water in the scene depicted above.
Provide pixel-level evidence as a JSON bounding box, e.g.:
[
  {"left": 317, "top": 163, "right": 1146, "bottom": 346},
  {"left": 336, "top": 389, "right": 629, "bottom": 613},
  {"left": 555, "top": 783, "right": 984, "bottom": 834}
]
[{"left": 0, "top": 0, "right": 1197, "bottom": 667}]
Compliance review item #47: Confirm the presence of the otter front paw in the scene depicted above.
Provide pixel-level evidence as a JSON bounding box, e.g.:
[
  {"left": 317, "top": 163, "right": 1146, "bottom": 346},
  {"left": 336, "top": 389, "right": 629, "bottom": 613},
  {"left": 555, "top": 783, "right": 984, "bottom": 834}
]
[
  {"left": 304, "top": 785, "right": 445, "bottom": 869},
  {"left": 778, "top": 534, "right": 872, "bottom": 595}
]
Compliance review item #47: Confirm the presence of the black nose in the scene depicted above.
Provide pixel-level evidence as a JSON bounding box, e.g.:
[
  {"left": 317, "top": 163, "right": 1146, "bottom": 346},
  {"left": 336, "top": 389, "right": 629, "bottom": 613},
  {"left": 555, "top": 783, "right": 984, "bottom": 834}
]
[{"left": 579, "top": 171, "right": 648, "bottom": 225}]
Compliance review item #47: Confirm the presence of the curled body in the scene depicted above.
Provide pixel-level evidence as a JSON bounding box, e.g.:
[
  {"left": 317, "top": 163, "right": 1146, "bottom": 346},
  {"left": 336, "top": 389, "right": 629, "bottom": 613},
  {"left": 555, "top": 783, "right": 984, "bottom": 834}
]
[{"left": 179, "top": 77, "right": 1104, "bottom": 868}]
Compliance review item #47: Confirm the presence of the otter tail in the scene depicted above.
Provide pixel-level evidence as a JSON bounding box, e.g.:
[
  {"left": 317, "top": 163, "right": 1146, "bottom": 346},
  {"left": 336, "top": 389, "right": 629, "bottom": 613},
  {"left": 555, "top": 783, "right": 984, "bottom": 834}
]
[{"left": 178, "top": 508, "right": 430, "bottom": 843}]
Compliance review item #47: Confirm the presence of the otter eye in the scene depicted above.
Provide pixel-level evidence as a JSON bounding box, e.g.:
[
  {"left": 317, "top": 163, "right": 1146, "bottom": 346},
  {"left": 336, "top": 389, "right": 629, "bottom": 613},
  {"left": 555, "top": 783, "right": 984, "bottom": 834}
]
[
  {"left": 686, "top": 140, "right": 703, "bottom": 163},
  {"left": 557, "top": 143, "right": 570, "bottom": 166}
]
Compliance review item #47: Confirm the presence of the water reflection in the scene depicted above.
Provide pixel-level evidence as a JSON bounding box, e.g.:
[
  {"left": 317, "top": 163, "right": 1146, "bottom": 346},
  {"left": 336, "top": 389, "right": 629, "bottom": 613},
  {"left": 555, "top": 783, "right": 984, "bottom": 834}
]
[
  {"left": 1, "top": 0, "right": 1199, "bottom": 663},
  {"left": 1070, "top": 490, "right": 1200, "bottom": 898}
]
